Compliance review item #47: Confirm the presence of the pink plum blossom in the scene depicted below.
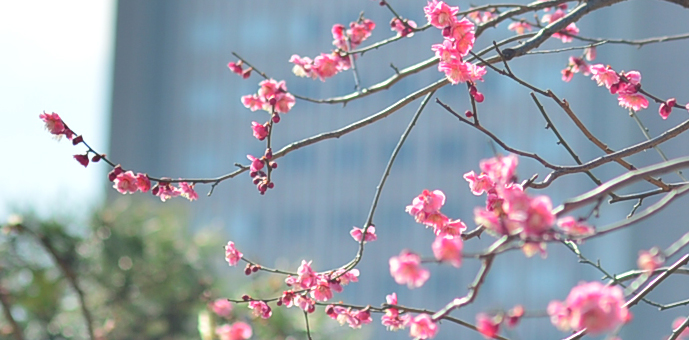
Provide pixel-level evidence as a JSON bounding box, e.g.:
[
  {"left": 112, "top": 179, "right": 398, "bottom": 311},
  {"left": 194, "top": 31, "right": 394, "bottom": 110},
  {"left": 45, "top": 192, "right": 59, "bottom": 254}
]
[
  {"left": 215, "top": 322, "right": 252, "bottom": 340},
  {"left": 241, "top": 94, "right": 263, "bottom": 111},
  {"left": 548, "top": 281, "right": 630, "bottom": 334},
  {"left": 113, "top": 171, "right": 139, "bottom": 194},
  {"left": 347, "top": 19, "right": 375, "bottom": 47},
  {"left": 381, "top": 293, "right": 410, "bottom": 331},
  {"left": 248, "top": 300, "right": 272, "bottom": 319},
  {"left": 297, "top": 260, "right": 318, "bottom": 289},
  {"left": 350, "top": 225, "right": 377, "bottom": 242},
  {"left": 480, "top": 154, "right": 518, "bottom": 185},
  {"left": 326, "top": 305, "right": 372, "bottom": 328},
  {"left": 135, "top": 173, "right": 151, "bottom": 192},
  {"left": 390, "top": 17, "right": 416, "bottom": 37},
  {"left": 178, "top": 182, "right": 198, "bottom": 201},
  {"left": 434, "top": 218, "right": 467, "bottom": 237},
  {"left": 448, "top": 19, "right": 475, "bottom": 56},
  {"left": 508, "top": 22, "right": 532, "bottom": 34},
  {"left": 432, "top": 235, "right": 463, "bottom": 268},
  {"left": 153, "top": 182, "right": 180, "bottom": 202},
  {"left": 251, "top": 122, "right": 268, "bottom": 140},
  {"left": 39, "top": 112, "right": 66, "bottom": 136},
  {"left": 431, "top": 39, "right": 457, "bottom": 63},
  {"left": 541, "top": 9, "right": 579, "bottom": 43},
  {"left": 659, "top": 98, "right": 676, "bottom": 119},
  {"left": 557, "top": 216, "right": 595, "bottom": 238},
  {"left": 618, "top": 93, "right": 649, "bottom": 111},
  {"left": 590, "top": 64, "right": 620, "bottom": 89},
  {"left": 210, "top": 299, "right": 233, "bottom": 318},
  {"left": 424, "top": 0, "right": 459, "bottom": 29},
  {"left": 247, "top": 154, "right": 264, "bottom": 173},
  {"left": 311, "top": 278, "right": 333, "bottom": 302},
  {"left": 439, "top": 59, "right": 486, "bottom": 84},
  {"left": 389, "top": 250, "right": 429, "bottom": 289},
  {"left": 409, "top": 314, "right": 438, "bottom": 339},
  {"left": 313, "top": 53, "right": 340, "bottom": 80},
  {"left": 406, "top": 189, "right": 446, "bottom": 222},
  {"left": 476, "top": 313, "right": 500, "bottom": 339},
  {"left": 463, "top": 170, "right": 495, "bottom": 195},
  {"left": 637, "top": 247, "right": 664, "bottom": 272},
  {"left": 225, "top": 241, "right": 243, "bottom": 266},
  {"left": 295, "top": 294, "right": 316, "bottom": 313}
]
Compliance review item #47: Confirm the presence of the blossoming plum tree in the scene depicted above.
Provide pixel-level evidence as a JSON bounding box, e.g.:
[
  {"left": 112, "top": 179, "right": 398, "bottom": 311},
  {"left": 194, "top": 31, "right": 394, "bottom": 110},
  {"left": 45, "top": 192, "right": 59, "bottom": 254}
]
[{"left": 37, "top": 0, "right": 689, "bottom": 339}]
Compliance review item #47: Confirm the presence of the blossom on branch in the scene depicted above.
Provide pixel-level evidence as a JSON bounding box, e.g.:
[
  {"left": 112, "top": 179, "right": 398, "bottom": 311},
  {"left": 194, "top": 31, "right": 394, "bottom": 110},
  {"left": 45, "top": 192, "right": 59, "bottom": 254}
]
[
  {"left": 215, "top": 322, "right": 252, "bottom": 340},
  {"left": 224, "top": 241, "right": 243, "bottom": 266},
  {"left": 432, "top": 235, "right": 463, "bottom": 268},
  {"left": 547, "top": 281, "right": 630, "bottom": 334},
  {"left": 248, "top": 300, "right": 272, "bottom": 319},
  {"left": 350, "top": 225, "right": 377, "bottom": 242},
  {"left": 424, "top": 0, "right": 459, "bottom": 29},
  {"left": 389, "top": 250, "right": 429, "bottom": 289},
  {"left": 409, "top": 314, "right": 438, "bottom": 339}
]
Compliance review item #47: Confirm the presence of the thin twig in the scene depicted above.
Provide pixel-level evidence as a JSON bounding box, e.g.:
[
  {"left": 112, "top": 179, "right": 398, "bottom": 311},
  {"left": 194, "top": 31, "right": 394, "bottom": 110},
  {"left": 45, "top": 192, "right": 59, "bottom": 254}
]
[
  {"left": 629, "top": 110, "right": 687, "bottom": 181},
  {"left": 303, "top": 311, "right": 313, "bottom": 340},
  {"left": 345, "top": 91, "right": 436, "bottom": 272}
]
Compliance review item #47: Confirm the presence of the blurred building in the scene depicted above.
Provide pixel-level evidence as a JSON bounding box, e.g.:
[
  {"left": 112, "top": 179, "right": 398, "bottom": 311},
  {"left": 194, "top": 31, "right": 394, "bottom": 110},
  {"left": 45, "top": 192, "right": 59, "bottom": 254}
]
[{"left": 109, "top": 1, "right": 689, "bottom": 339}]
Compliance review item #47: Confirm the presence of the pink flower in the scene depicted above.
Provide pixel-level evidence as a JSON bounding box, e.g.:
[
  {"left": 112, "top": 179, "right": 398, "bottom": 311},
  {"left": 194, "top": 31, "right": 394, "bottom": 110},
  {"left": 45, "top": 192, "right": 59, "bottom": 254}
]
[
  {"left": 113, "top": 171, "right": 139, "bottom": 194},
  {"left": 557, "top": 216, "right": 595, "bottom": 238},
  {"left": 334, "top": 268, "right": 359, "bottom": 285},
  {"left": 424, "top": 0, "right": 459, "bottom": 29},
  {"left": 659, "top": 98, "right": 676, "bottom": 119},
  {"left": 248, "top": 300, "right": 272, "bottom": 319},
  {"left": 215, "top": 322, "right": 252, "bottom": 340},
  {"left": 431, "top": 39, "right": 458, "bottom": 63},
  {"left": 480, "top": 154, "right": 518, "bottom": 185},
  {"left": 618, "top": 93, "right": 649, "bottom": 111},
  {"left": 507, "top": 22, "right": 532, "bottom": 35},
  {"left": 241, "top": 94, "right": 263, "bottom": 111},
  {"left": 548, "top": 281, "right": 630, "bottom": 334},
  {"left": 74, "top": 154, "right": 89, "bottom": 167},
  {"left": 224, "top": 241, "right": 243, "bottom": 266},
  {"left": 590, "top": 64, "right": 620, "bottom": 89},
  {"left": 637, "top": 247, "right": 664, "bottom": 272},
  {"left": 476, "top": 313, "right": 500, "bottom": 339},
  {"left": 294, "top": 294, "right": 316, "bottom": 313},
  {"left": 561, "top": 68, "right": 574, "bottom": 82},
  {"left": 439, "top": 59, "right": 485, "bottom": 84},
  {"left": 178, "top": 182, "right": 198, "bottom": 201},
  {"left": 584, "top": 46, "right": 596, "bottom": 61},
  {"left": 135, "top": 173, "right": 151, "bottom": 192},
  {"left": 350, "top": 225, "right": 377, "bottom": 242},
  {"left": 251, "top": 122, "right": 268, "bottom": 140},
  {"left": 409, "top": 314, "right": 438, "bottom": 339},
  {"left": 289, "top": 54, "right": 314, "bottom": 78},
  {"left": 39, "top": 112, "right": 66, "bottom": 136},
  {"left": 406, "top": 189, "right": 446, "bottom": 222},
  {"left": 434, "top": 218, "right": 467, "bottom": 237},
  {"left": 311, "top": 278, "right": 333, "bottom": 302},
  {"left": 381, "top": 292, "right": 410, "bottom": 331},
  {"left": 389, "top": 250, "right": 429, "bottom": 289},
  {"left": 153, "top": 183, "right": 180, "bottom": 202},
  {"left": 210, "top": 299, "right": 233, "bottom": 318},
  {"left": 506, "top": 305, "right": 524, "bottom": 328},
  {"left": 432, "top": 235, "right": 463, "bottom": 268},
  {"left": 347, "top": 18, "right": 375, "bottom": 47},
  {"left": 326, "top": 305, "right": 371, "bottom": 328},
  {"left": 463, "top": 171, "right": 495, "bottom": 195},
  {"left": 448, "top": 19, "right": 475, "bottom": 56},
  {"left": 390, "top": 18, "right": 416, "bottom": 37},
  {"left": 247, "top": 154, "right": 264, "bottom": 173},
  {"left": 297, "top": 260, "right": 318, "bottom": 289},
  {"left": 312, "top": 53, "right": 340, "bottom": 81}
]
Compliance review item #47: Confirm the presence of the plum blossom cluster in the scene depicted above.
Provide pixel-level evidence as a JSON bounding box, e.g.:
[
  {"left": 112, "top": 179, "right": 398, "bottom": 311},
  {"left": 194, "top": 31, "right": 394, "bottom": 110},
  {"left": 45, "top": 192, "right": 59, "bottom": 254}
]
[
  {"left": 227, "top": 59, "right": 253, "bottom": 79},
  {"left": 381, "top": 292, "right": 411, "bottom": 331},
  {"left": 465, "top": 155, "right": 557, "bottom": 256},
  {"left": 40, "top": 112, "right": 198, "bottom": 202},
  {"left": 562, "top": 53, "right": 687, "bottom": 118},
  {"left": 241, "top": 79, "right": 295, "bottom": 194},
  {"left": 390, "top": 17, "right": 417, "bottom": 37},
  {"left": 548, "top": 281, "right": 631, "bottom": 335},
  {"left": 290, "top": 17, "right": 375, "bottom": 81},
  {"left": 208, "top": 299, "right": 253, "bottom": 340},
  {"left": 425, "top": 1, "right": 487, "bottom": 86},
  {"left": 391, "top": 189, "right": 467, "bottom": 291},
  {"left": 282, "top": 261, "right": 360, "bottom": 311},
  {"left": 325, "top": 305, "right": 372, "bottom": 329},
  {"left": 475, "top": 305, "right": 524, "bottom": 339}
]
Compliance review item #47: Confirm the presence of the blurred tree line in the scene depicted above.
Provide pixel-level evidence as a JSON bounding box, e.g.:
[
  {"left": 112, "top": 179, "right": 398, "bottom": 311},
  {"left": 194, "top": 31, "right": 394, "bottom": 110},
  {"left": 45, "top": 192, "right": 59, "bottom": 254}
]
[{"left": 0, "top": 198, "right": 343, "bottom": 340}]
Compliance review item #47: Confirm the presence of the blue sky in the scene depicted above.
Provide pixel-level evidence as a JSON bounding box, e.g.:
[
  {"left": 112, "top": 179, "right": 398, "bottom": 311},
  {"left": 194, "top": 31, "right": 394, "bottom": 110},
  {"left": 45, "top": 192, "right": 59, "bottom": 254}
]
[{"left": 0, "top": 1, "right": 115, "bottom": 221}]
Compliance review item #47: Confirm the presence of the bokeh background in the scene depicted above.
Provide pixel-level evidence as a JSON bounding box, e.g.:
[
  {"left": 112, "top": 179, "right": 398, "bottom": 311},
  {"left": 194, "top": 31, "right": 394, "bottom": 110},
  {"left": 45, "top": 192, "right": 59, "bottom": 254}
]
[{"left": 2, "top": 0, "right": 689, "bottom": 339}]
